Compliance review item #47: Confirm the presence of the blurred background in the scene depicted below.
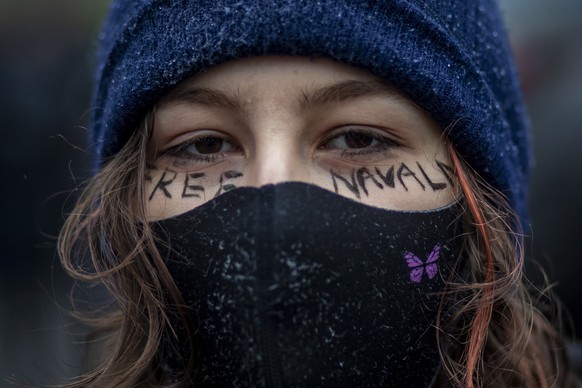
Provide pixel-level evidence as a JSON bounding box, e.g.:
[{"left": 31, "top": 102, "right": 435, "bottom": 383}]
[{"left": 0, "top": 0, "right": 581, "bottom": 385}]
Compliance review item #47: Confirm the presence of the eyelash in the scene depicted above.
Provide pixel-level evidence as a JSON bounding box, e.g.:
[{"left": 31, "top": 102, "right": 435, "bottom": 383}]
[
  {"left": 319, "top": 127, "right": 401, "bottom": 160},
  {"left": 162, "top": 135, "right": 240, "bottom": 165}
]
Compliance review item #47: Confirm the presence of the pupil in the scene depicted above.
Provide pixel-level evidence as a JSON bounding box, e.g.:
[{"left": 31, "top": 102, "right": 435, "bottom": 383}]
[
  {"left": 345, "top": 132, "right": 373, "bottom": 148},
  {"left": 195, "top": 137, "right": 223, "bottom": 154}
]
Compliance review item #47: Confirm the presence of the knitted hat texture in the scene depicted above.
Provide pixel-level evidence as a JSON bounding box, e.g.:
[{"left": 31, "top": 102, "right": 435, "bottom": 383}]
[{"left": 91, "top": 0, "right": 531, "bottom": 221}]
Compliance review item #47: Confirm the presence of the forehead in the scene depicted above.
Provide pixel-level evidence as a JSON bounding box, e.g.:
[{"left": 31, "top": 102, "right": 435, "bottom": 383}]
[
  {"left": 158, "top": 56, "right": 414, "bottom": 108},
  {"left": 177, "top": 56, "right": 378, "bottom": 85}
]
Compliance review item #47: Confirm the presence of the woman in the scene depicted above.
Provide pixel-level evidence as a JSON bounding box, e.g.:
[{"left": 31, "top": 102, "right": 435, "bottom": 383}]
[{"left": 59, "top": 0, "right": 578, "bottom": 386}]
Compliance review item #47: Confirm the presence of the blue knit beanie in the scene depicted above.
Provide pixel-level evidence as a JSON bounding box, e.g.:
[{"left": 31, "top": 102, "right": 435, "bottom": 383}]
[{"left": 91, "top": 0, "right": 531, "bottom": 221}]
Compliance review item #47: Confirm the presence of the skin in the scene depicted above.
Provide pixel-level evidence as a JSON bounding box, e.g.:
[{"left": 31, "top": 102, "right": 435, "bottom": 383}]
[{"left": 145, "top": 56, "right": 456, "bottom": 220}]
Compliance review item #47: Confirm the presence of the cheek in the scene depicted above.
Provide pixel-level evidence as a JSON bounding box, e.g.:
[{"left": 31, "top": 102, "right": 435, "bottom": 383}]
[
  {"left": 145, "top": 157, "right": 458, "bottom": 220},
  {"left": 320, "top": 157, "right": 457, "bottom": 211},
  {"left": 145, "top": 168, "right": 244, "bottom": 220}
]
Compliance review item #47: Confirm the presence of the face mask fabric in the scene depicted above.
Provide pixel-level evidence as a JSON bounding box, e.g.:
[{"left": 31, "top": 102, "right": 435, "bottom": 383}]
[{"left": 152, "top": 182, "right": 462, "bottom": 387}]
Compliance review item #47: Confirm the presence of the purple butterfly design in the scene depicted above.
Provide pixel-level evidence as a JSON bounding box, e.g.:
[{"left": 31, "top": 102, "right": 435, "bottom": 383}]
[{"left": 403, "top": 244, "right": 441, "bottom": 283}]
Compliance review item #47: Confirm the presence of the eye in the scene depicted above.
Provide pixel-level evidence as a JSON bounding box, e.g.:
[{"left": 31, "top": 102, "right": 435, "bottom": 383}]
[
  {"left": 183, "top": 136, "right": 237, "bottom": 155},
  {"left": 325, "top": 131, "right": 381, "bottom": 149},
  {"left": 318, "top": 127, "right": 401, "bottom": 160},
  {"left": 160, "top": 132, "right": 241, "bottom": 167}
]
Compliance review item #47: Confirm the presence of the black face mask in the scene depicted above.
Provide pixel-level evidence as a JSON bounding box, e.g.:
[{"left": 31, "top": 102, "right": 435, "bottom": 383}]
[{"left": 153, "top": 182, "right": 461, "bottom": 387}]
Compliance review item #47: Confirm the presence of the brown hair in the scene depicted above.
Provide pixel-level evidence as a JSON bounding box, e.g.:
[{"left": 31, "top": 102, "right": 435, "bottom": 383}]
[
  {"left": 60, "top": 113, "right": 193, "bottom": 386},
  {"left": 58, "top": 113, "right": 577, "bottom": 387},
  {"left": 437, "top": 143, "right": 576, "bottom": 387}
]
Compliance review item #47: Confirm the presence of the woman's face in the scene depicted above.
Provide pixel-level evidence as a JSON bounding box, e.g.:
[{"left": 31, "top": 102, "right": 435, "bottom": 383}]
[{"left": 146, "top": 56, "right": 456, "bottom": 219}]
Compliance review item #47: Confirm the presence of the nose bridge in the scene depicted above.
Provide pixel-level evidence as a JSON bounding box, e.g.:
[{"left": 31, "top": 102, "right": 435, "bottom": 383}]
[{"left": 246, "top": 125, "right": 308, "bottom": 187}]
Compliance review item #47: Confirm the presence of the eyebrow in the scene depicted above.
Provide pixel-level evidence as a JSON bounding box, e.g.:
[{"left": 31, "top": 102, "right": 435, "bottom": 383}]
[
  {"left": 298, "top": 80, "right": 408, "bottom": 113},
  {"left": 158, "top": 79, "right": 408, "bottom": 114},
  {"left": 159, "top": 86, "right": 244, "bottom": 113}
]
